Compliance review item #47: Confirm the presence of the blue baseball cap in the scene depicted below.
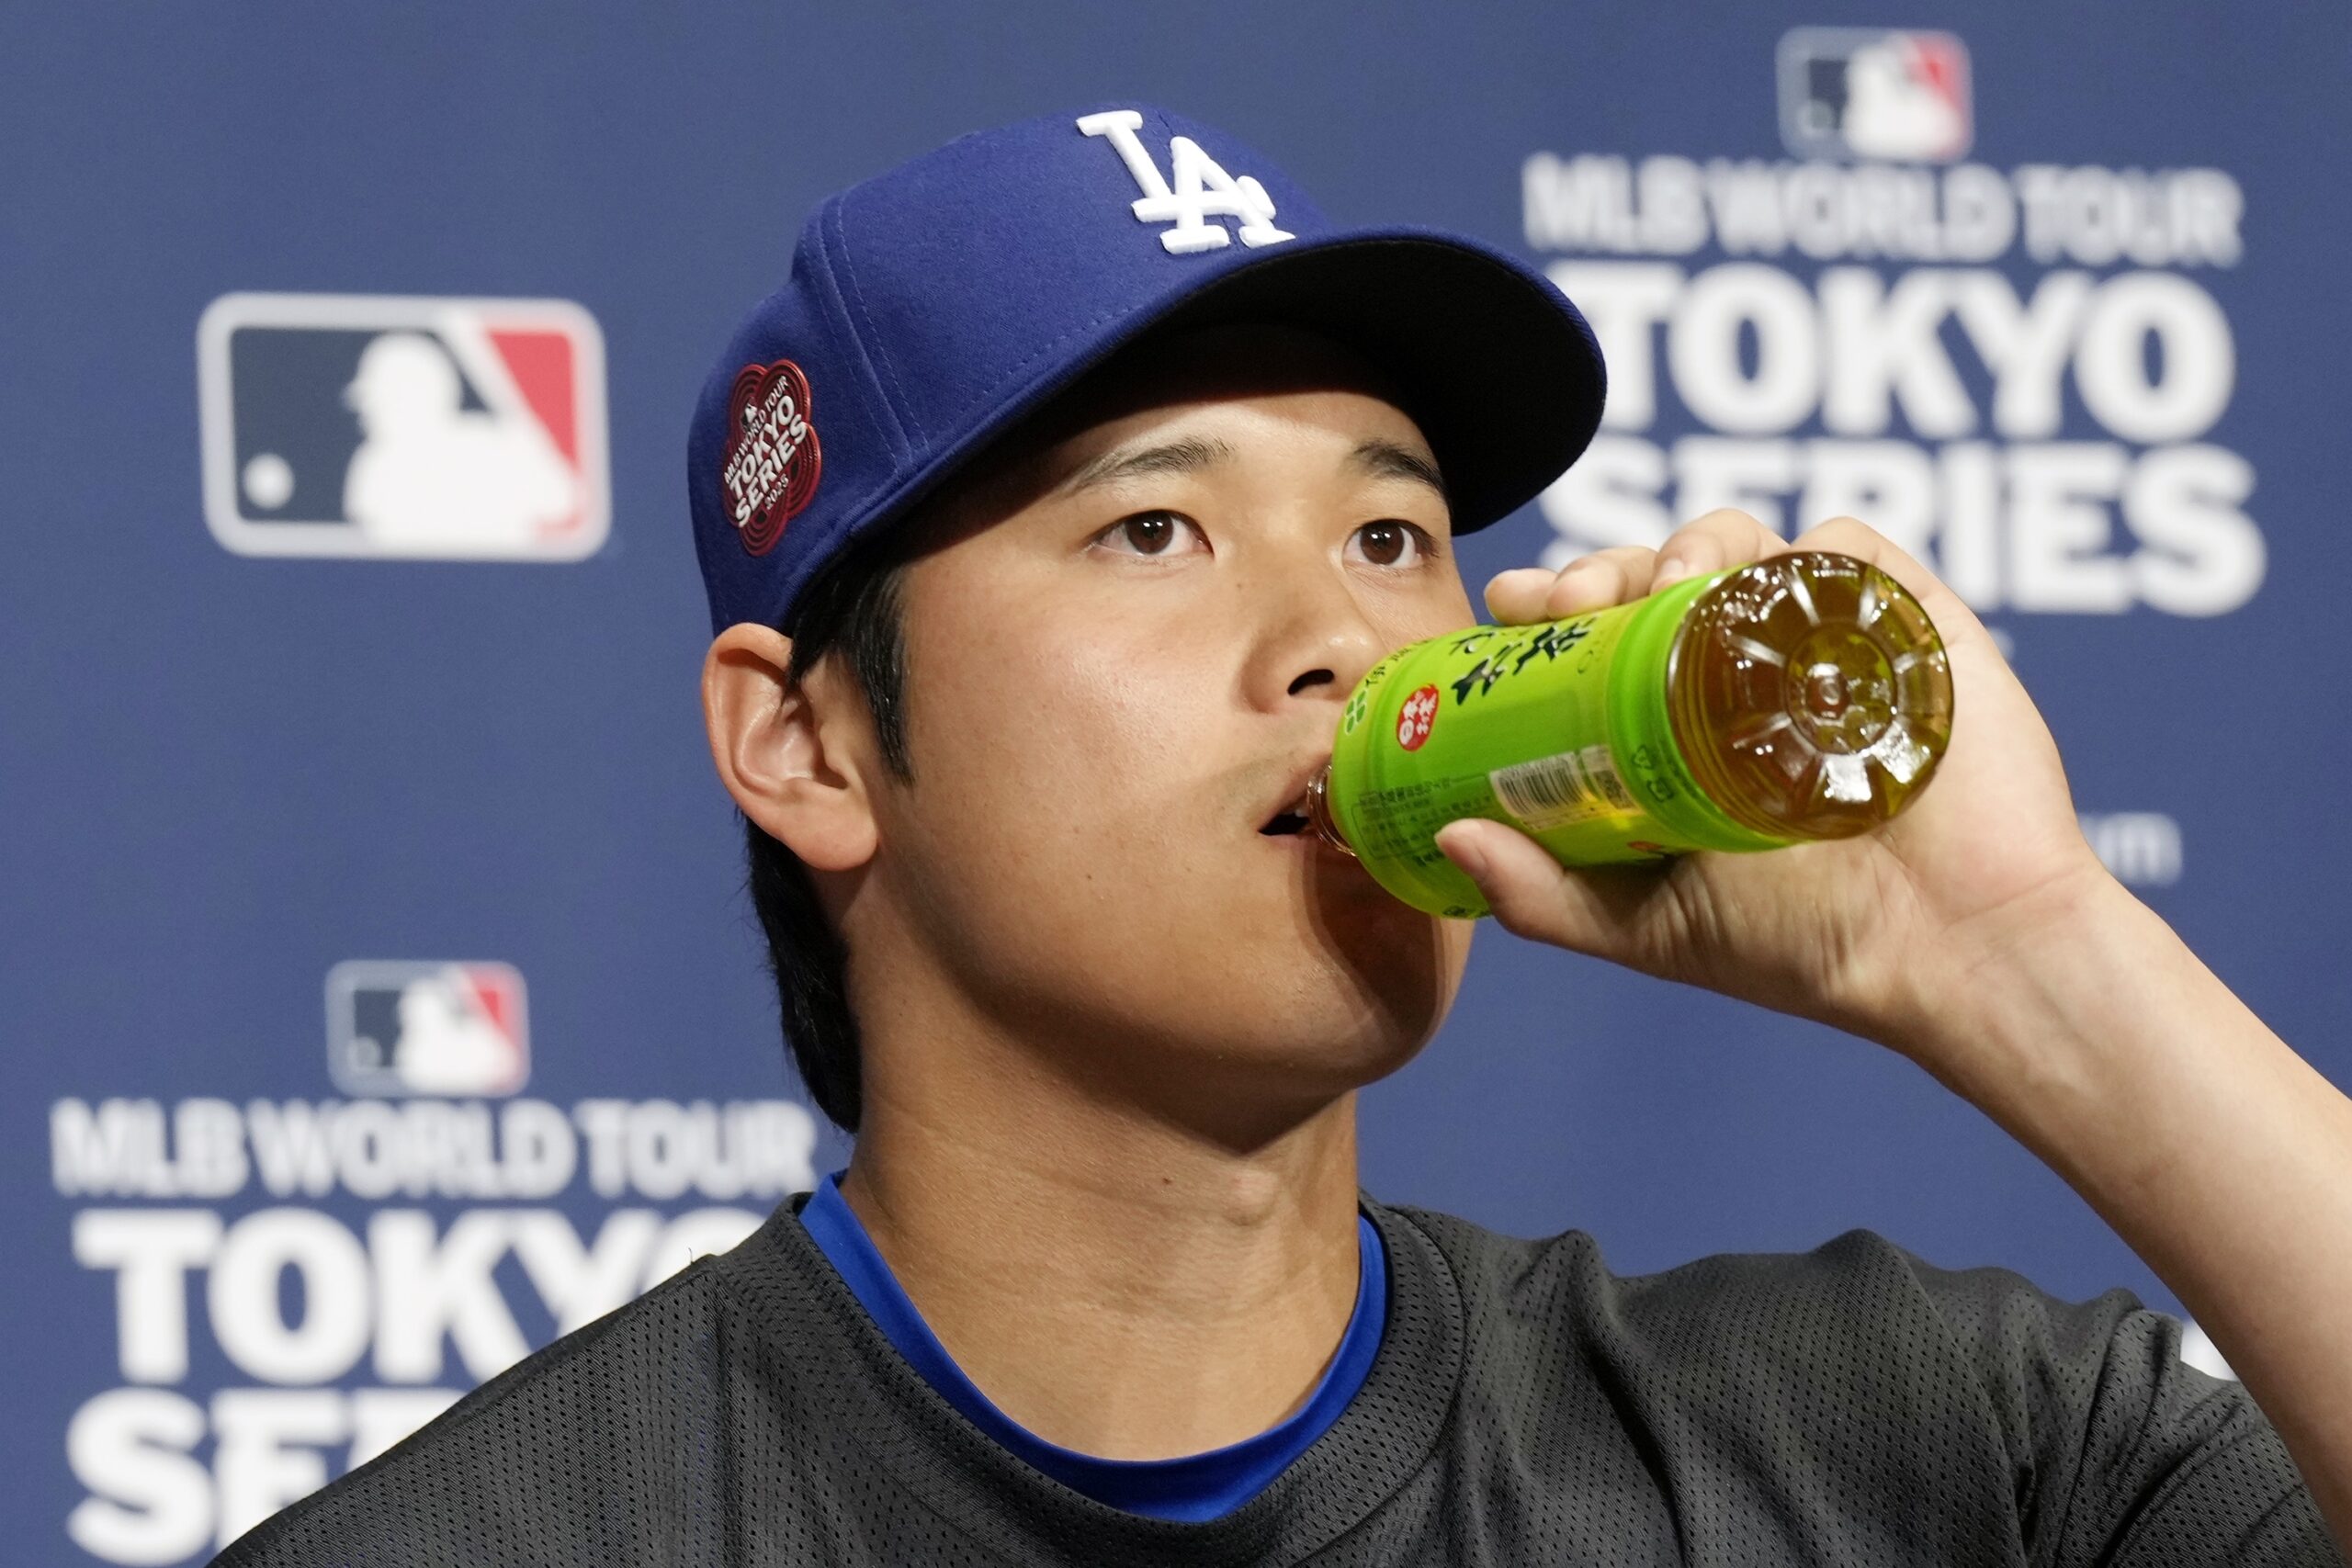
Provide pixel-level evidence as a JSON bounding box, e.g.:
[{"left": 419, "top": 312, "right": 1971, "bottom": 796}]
[{"left": 687, "top": 104, "right": 1607, "bottom": 633}]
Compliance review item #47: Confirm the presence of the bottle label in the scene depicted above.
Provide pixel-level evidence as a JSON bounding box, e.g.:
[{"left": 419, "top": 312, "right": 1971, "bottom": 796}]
[{"left": 1488, "top": 745, "right": 1635, "bottom": 831}]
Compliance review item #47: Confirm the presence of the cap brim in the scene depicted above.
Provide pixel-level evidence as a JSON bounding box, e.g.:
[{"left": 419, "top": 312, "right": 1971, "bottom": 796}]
[{"left": 1130, "top": 228, "right": 1606, "bottom": 534}]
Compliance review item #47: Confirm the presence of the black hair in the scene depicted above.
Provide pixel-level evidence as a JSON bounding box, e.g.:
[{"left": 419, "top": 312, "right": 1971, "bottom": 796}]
[{"left": 744, "top": 533, "right": 916, "bottom": 1133}]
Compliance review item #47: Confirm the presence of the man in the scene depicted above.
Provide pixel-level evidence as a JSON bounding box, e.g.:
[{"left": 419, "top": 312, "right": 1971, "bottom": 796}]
[{"left": 218, "top": 105, "right": 2350, "bottom": 1565}]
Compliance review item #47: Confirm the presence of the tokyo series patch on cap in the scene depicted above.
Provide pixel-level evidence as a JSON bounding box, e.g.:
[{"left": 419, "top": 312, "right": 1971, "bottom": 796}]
[{"left": 720, "top": 358, "right": 823, "bottom": 557}]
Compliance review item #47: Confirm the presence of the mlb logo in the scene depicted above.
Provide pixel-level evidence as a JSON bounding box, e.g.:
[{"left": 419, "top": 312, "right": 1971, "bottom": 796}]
[
  {"left": 326, "top": 960, "right": 531, "bottom": 1098},
  {"left": 198, "top": 293, "right": 609, "bottom": 559},
  {"left": 1778, "top": 28, "right": 1973, "bottom": 163}
]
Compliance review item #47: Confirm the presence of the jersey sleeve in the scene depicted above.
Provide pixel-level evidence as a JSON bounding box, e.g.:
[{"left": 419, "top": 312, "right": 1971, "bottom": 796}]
[{"left": 1901, "top": 1247, "right": 2342, "bottom": 1567}]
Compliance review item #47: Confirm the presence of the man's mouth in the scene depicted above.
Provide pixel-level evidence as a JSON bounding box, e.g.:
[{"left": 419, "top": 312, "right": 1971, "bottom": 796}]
[
  {"left": 1258, "top": 769, "right": 1321, "bottom": 837},
  {"left": 1256, "top": 752, "right": 1340, "bottom": 843}
]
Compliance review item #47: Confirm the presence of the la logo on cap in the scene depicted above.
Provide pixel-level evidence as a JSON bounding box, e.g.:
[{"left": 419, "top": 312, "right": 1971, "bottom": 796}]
[{"left": 1077, "top": 110, "right": 1295, "bottom": 255}]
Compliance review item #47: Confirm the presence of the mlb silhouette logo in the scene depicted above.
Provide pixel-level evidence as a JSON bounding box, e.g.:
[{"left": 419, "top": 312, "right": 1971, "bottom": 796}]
[
  {"left": 198, "top": 293, "right": 609, "bottom": 559},
  {"left": 326, "top": 960, "right": 531, "bottom": 1098},
  {"left": 1778, "top": 28, "right": 1972, "bottom": 164}
]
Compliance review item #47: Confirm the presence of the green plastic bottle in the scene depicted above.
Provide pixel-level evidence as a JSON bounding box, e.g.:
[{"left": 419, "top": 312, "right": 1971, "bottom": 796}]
[{"left": 1304, "top": 551, "right": 1955, "bottom": 918}]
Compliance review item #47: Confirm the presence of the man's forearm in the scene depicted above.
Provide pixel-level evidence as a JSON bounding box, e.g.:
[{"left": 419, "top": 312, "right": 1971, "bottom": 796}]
[{"left": 1904, "top": 876, "right": 2352, "bottom": 1547}]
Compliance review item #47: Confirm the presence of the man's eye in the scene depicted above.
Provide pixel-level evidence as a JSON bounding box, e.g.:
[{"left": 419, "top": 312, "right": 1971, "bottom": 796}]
[
  {"left": 1095, "top": 511, "right": 1206, "bottom": 558},
  {"left": 1350, "top": 520, "right": 1433, "bottom": 568}
]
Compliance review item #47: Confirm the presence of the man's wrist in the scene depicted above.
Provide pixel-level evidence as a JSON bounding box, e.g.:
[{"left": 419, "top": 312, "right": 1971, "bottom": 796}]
[{"left": 1879, "top": 863, "right": 2155, "bottom": 1110}]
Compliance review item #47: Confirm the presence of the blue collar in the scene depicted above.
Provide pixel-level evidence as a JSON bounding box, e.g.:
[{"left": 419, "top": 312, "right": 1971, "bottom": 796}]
[{"left": 797, "top": 1171, "right": 1387, "bottom": 1523}]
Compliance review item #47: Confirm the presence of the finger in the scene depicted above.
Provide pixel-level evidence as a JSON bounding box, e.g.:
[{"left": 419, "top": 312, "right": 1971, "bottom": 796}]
[
  {"left": 1486, "top": 509, "right": 1790, "bottom": 631},
  {"left": 1652, "top": 509, "right": 1788, "bottom": 592},
  {"left": 1481, "top": 567, "right": 1559, "bottom": 624},
  {"left": 1544, "top": 547, "right": 1657, "bottom": 617},
  {"left": 1484, "top": 547, "right": 1657, "bottom": 626},
  {"left": 1434, "top": 818, "right": 1625, "bottom": 954}
]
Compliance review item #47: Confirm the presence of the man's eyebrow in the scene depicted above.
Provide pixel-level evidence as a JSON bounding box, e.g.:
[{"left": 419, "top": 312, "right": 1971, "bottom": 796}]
[
  {"left": 1053, "top": 433, "right": 1448, "bottom": 502},
  {"left": 1350, "top": 439, "right": 1448, "bottom": 502},
  {"left": 1057, "top": 435, "right": 1237, "bottom": 495}
]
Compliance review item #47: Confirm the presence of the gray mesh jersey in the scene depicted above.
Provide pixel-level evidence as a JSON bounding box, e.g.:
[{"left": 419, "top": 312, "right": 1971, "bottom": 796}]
[{"left": 214, "top": 1194, "right": 2339, "bottom": 1566}]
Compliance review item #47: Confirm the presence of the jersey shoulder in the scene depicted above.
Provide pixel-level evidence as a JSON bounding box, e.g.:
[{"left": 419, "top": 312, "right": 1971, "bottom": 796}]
[
  {"left": 1395, "top": 1201, "right": 2123, "bottom": 1362},
  {"left": 1395, "top": 1201, "right": 2158, "bottom": 1424},
  {"left": 1387, "top": 1203, "right": 2333, "bottom": 1564}
]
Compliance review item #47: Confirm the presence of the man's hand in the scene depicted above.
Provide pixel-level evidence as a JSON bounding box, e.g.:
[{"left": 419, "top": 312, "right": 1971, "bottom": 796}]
[{"left": 1435, "top": 509, "right": 2112, "bottom": 1062}]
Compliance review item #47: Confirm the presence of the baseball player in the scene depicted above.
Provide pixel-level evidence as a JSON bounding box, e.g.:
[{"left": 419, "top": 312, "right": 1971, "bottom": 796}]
[{"left": 218, "top": 106, "right": 2347, "bottom": 1566}]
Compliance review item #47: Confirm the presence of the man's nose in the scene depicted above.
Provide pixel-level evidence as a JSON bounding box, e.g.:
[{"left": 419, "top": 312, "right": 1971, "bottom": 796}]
[{"left": 1238, "top": 550, "right": 1388, "bottom": 716}]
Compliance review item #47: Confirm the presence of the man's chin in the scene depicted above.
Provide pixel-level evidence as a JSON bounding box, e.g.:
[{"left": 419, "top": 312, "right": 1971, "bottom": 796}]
[
  {"left": 1112, "top": 1024, "right": 1432, "bottom": 1145},
  {"left": 1204, "top": 973, "right": 1458, "bottom": 1103}
]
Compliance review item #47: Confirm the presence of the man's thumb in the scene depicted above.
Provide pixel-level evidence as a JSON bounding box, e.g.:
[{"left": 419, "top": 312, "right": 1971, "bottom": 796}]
[{"left": 1434, "top": 818, "right": 1612, "bottom": 953}]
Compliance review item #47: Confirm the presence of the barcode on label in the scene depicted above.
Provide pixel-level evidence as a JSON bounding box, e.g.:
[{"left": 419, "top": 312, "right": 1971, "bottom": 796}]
[{"left": 1488, "top": 745, "right": 1634, "bottom": 830}]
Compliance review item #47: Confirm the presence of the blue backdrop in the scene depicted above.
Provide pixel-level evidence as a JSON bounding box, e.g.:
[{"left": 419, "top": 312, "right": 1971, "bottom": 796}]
[{"left": 7, "top": 4, "right": 2348, "bottom": 1562}]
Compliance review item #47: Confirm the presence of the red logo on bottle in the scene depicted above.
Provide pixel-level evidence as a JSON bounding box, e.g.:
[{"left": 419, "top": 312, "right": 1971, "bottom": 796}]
[
  {"left": 1396, "top": 684, "right": 1440, "bottom": 750},
  {"left": 720, "top": 358, "right": 822, "bottom": 556}
]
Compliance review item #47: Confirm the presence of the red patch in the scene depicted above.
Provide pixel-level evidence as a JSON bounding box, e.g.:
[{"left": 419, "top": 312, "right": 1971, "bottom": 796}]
[
  {"left": 1396, "top": 684, "right": 1441, "bottom": 750},
  {"left": 720, "top": 358, "right": 823, "bottom": 556}
]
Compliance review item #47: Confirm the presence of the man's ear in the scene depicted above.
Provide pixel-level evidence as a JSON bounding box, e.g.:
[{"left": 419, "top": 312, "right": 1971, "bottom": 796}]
[{"left": 701, "top": 624, "right": 880, "bottom": 873}]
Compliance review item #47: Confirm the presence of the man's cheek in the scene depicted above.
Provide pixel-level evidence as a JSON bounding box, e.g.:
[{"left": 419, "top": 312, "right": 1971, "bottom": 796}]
[{"left": 1038, "top": 668, "right": 1217, "bottom": 801}]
